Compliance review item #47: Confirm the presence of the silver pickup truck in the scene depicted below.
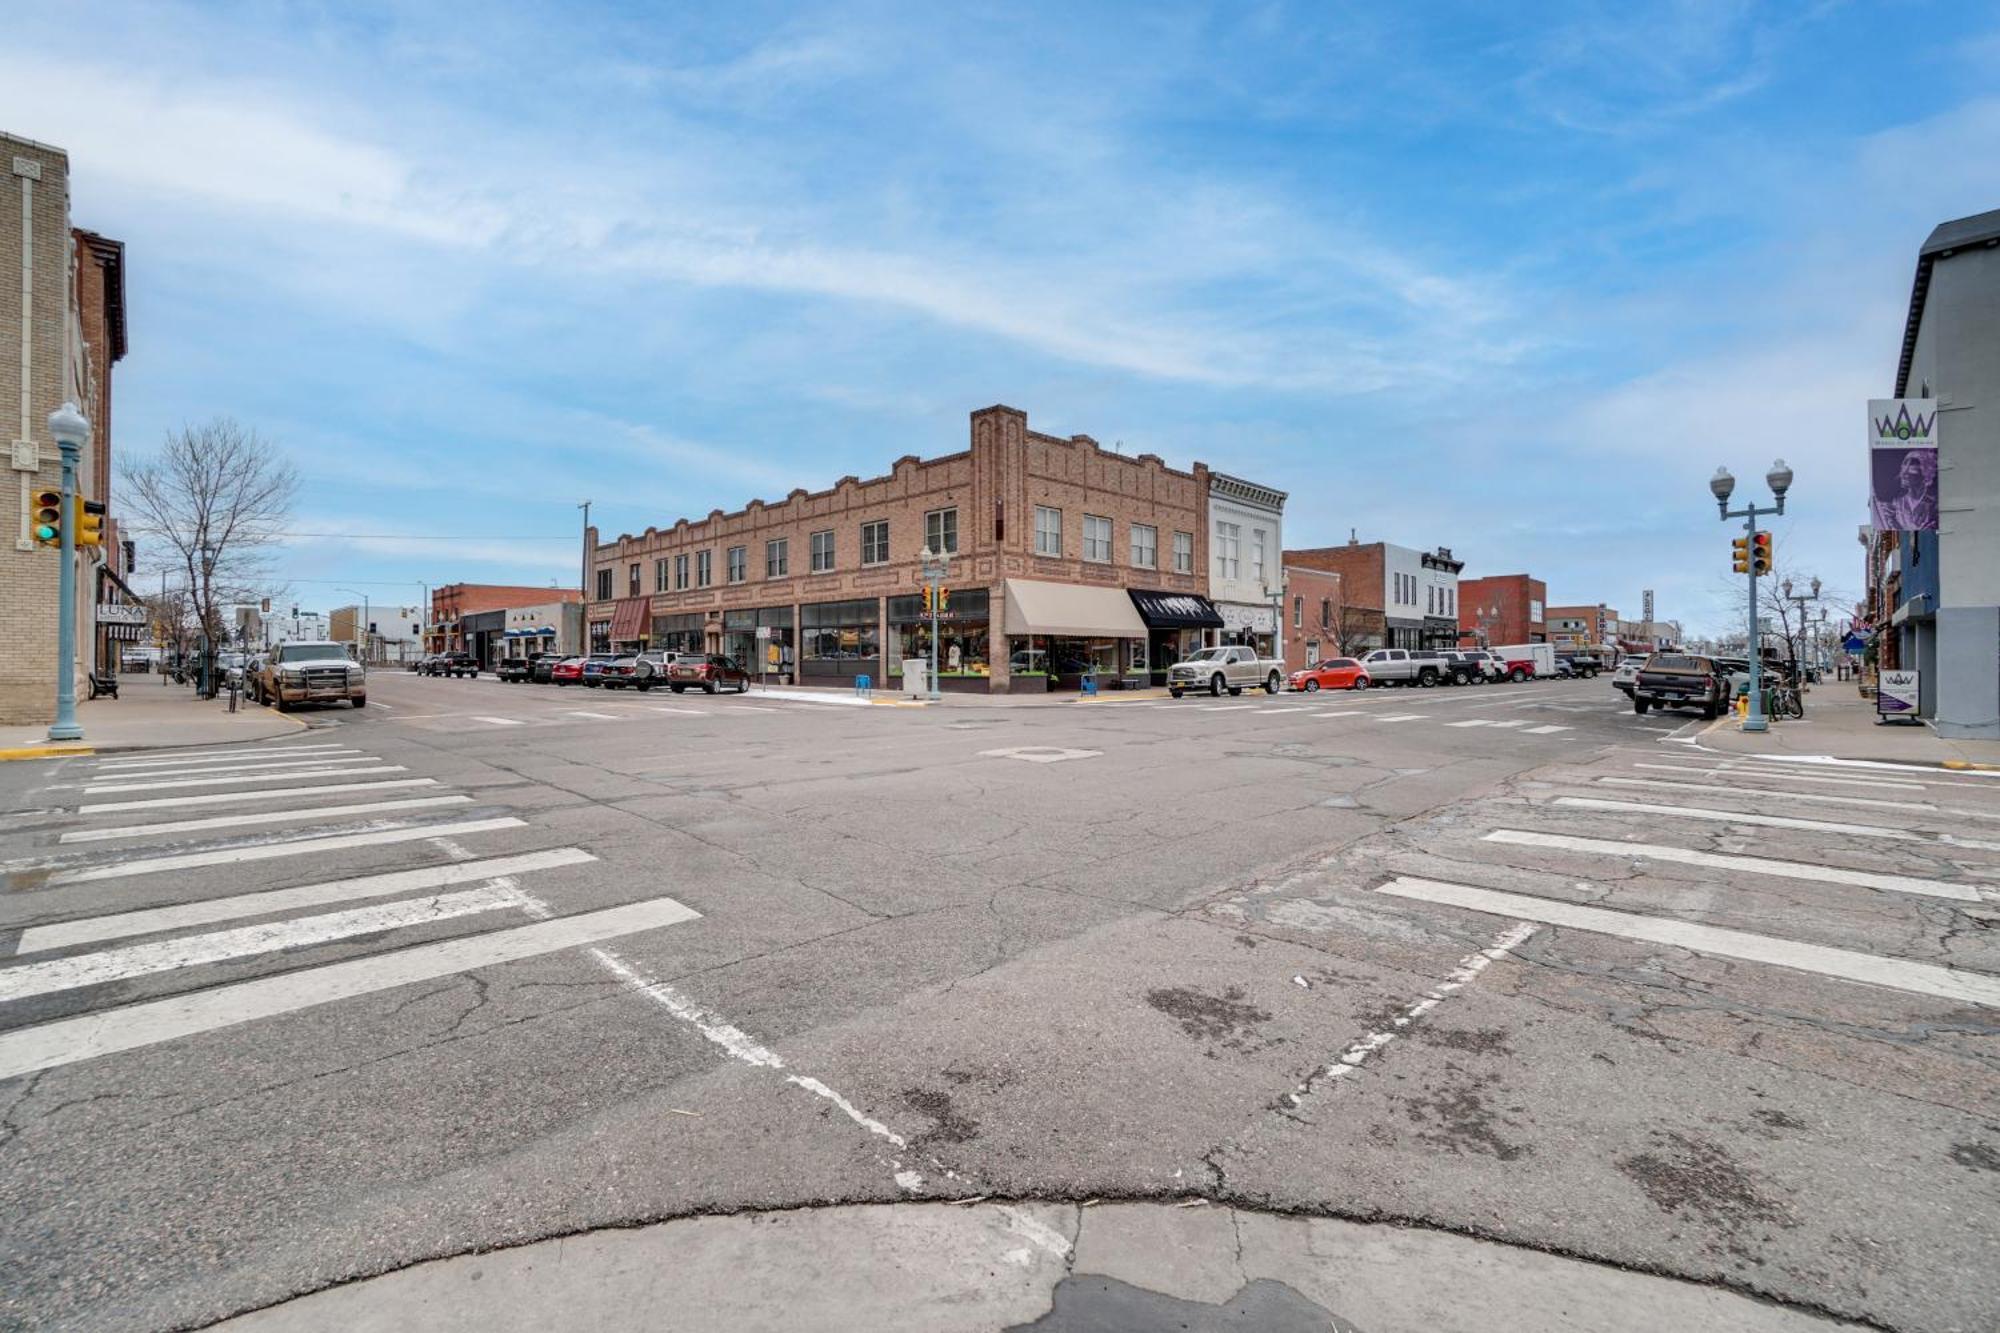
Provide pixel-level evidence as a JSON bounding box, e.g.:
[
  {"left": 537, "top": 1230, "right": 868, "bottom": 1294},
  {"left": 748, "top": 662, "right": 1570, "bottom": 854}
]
[
  {"left": 1357, "top": 647, "right": 1450, "bottom": 687},
  {"left": 1167, "top": 645, "right": 1284, "bottom": 698}
]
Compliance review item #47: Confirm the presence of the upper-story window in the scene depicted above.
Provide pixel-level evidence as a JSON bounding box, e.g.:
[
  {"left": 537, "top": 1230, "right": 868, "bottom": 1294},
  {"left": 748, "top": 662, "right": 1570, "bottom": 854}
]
[
  {"left": 654, "top": 558, "right": 670, "bottom": 593},
  {"left": 1293, "top": 596, "right": 1303, "bottom": 627},
  {"left": 767, "top": 538, "right": 789, "bottom": 578},
  {"left": 596, "top": 568, "right": 612, "bottom": 601},
  {"left": 674, "top": 554, "right": 689, "bottom": 590},
  {"left": 1083, "top": 514, "right": 1112, "bottom": 563},
  {"left": 1250, "top": 529, "right": 1265, "bottom": 585},
  {"left": 811, "top": 529, "right": 835, "bottom": 573},
  {"left": 1130, "top": 523, "right": 1157, "bottom": 569},
  {"left": 727, "top": 545, "right": 746, "bottom": 583},
  {"left": 861, "top": 520, "right": 889, "bottom": 566},
  {"left": 1215, "top": 522, "right": 1240, "bottom": 580},
  {"left": 1427, "top": 585, "right": 1435, "bottom": 615},
  {"left": 925, "top": 507, "right": 958, "bottom": 556},
  {"left": 1173, "top": 530, "right": 1193, "bottom": 574},
  {"left": 1034, "top": 505, "right": 1062, "bottom": 557},
  {"left": 696, "top": 550, "right": 712, "bottom": 587},
  {"left": 628, "top": 563, "right": 640, "bottom": 597}
]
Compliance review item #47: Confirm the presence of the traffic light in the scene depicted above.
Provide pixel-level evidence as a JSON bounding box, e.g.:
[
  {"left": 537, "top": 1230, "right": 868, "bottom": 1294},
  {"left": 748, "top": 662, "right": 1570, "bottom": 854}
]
[
  {"left": 1752, "top": 531, "right": 1773, "bottom": 575},
  {"left": 936, "top": 585, "right": 949, "bottom": 614},
  {"left": 31, "top": 489, "right": 63, "bottom": 547},
  {"left": 921, "top": 585, "right": 951, "bottom": 613},
  {"left": 74, "top": 498, "right": 104, "bottom": 547},
  {"left": 1731, "top": 536, "right": 1750, "bottom": 573}
]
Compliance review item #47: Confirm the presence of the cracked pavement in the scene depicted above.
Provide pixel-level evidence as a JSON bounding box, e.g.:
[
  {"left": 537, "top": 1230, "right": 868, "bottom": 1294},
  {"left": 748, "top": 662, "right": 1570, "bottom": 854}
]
[{"left": 2, "top": 673, "right": 1995, "bottom": 1331}]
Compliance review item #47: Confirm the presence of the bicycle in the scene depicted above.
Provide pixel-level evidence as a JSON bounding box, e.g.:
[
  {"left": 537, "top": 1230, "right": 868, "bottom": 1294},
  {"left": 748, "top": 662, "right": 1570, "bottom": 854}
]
[{"left": 1771, "top": 680, "right": 1805, "bottom": 720}]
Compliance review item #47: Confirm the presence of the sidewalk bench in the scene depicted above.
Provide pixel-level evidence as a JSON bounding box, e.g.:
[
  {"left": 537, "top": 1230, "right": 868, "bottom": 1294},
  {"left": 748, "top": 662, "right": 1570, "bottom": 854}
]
[{"left": 87, "top": 671, "right": 118, "bottom": 700}]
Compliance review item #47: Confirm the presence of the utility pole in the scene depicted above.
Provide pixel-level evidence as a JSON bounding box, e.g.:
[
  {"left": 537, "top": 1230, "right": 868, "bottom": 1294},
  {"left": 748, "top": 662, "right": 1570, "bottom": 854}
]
[{"left": 578, "top": 499, "right": 592, "bottom": 602}]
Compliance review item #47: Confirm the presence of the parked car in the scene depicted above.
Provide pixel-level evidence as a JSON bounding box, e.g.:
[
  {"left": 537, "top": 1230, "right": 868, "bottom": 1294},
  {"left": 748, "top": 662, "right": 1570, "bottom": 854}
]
[
  {"left": 496, "top": 655, "right": 535, "bottom": 682},
  {"left": 1166, "top": 645, "right": 1285, "bottom": 698},
  {"left": 580, "top": 654, "right": 617, "bottom": 687},
  {"left": 1288, "top": 657, "right": 1371, "bottom": 692},
  {"left": 407, "top": 655, "right": 430, "bottom": 673},
  {"left": 1610, "top": 654, "right": 1648, "bottom": 696},
  {"left": 1438, "top": 650, "right": 1500, "bottom": 685},
  {"left": 1489, "top": 642, "right": 1556, "bottom": 681},
  {"left": 1355, "top": 648, "right": 1447, "bottom": 688},
  {"left": 530, "top": 653, "right": 559, "bottom": 684},
  {"left": 668, "top": 652, "right": 752, "bottom": 694},
  {"left": 1631, "top": 652, "right": 1730, "bottom": 718},
  {"left": 252, "top": 640, "right": 366, "bottom": 710},
  {"left": 550, "top": 656, "right": 586, "bottom": 686},
  {"left": 1557, "top": 655, "right": 1600, "bottom": 679},
  {"left": 602, "top": 651, "right": 679, "bottom": 690}
]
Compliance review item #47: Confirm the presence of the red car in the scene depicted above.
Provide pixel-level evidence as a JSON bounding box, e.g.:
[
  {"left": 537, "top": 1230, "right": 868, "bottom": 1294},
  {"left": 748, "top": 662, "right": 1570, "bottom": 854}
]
[
  {"left": 1288, "top": 658, "right": 1371, "bottom": 692},
  {"left": 549, "top": 656, "right": 586, "bottom": 686}
]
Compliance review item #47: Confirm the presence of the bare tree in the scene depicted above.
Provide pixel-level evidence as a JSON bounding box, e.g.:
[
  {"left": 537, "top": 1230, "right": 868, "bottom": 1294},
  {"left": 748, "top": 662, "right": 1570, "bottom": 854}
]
[
  {"left": 1706, "top": 525, "right": 1848, "bottom": 671},
  {"left": 121, "top": 419, "right": 298, "bottom": 691}
]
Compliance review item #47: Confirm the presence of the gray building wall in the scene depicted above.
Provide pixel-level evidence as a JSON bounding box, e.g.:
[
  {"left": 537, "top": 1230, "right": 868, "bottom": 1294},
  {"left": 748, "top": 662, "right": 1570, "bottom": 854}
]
[{"left": 1902, "top": 229, "right": 2000, "bottom": 738}]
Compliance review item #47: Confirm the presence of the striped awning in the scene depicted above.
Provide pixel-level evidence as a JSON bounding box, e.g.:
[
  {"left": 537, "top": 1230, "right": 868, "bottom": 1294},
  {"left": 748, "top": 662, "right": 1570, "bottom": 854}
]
[{"left": 609, "top": 597, "right": 649, "bottom": 642}]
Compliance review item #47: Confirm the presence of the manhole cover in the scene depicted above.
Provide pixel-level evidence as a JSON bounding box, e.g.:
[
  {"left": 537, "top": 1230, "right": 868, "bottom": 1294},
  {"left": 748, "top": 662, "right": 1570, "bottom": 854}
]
[{"left": 978, "top": 746, "right": 1103, "bottom": 764}]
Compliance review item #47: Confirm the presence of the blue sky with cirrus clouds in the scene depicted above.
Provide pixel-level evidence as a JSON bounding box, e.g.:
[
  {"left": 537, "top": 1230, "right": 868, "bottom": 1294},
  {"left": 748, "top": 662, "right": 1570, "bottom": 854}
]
[{"left": 3, "top": 1, "right": 1996, "bottom": 633}]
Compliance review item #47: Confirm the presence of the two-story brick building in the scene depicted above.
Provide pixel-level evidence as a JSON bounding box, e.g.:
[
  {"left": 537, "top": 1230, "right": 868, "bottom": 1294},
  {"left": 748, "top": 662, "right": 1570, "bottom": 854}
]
[
  {"left": 586, "top": 405, "right": 1219, "bottom": 693},
  {"left": 1458, "top": 573, "right": 1547, "bottom": 646}
]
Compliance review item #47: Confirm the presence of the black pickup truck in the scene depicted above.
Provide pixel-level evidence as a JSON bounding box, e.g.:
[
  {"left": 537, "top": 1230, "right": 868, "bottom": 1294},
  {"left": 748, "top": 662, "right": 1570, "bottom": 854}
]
[{"left": 1631, "top": 652, "right": 1729, "bottom": 718}]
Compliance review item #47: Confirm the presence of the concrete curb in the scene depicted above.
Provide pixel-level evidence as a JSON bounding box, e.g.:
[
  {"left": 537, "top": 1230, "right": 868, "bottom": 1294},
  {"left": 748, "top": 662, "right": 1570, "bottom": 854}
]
[{"left": 0, "top": 744, "right": 95, "bottom": 762}]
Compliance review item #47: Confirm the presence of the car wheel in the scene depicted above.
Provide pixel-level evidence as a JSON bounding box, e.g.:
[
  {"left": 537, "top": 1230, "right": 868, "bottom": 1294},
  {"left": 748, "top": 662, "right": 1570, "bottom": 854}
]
[
  {"left": 738, "top": 680, "right": 750, "bottom": 694},
  {"left": 1304, "top": 679, "right": 1320, "bottom": 693},
  {"left": 636, "top": 681, "right": 651, "bottom": 692},
  {"left": 703, "top": 681, "right": 718, "bottom": 695},
  {"left": 672, "top": 685, "right": 685, "bottom": 693},
  {"left": 1228, "top": 686, "right": 1242, "bottom": 697},
  {"left": 1417, "top": 668, "right": 1437, "bottom": 688},
  {"left": 1209, "top": 674, "right": 1225, "bottom": 698},
  {"left": 1352, "top": 676, "right": 1369, "bottom": 690},
  {"left": 352, "top": 696, "right": 366, "bottom": 708},
  {"left": 1169, "top": 688, "right": 1183, "bottom": 699},
  {"left": 274, "top": 696, "right": 290, "bottom": 712},
  {"left": 1265, "top": 672, "right": 1281, "bottom": 695},
  {"left": 1511, "top": 667, "right": 1529, "bottom": 682},
  {"left": 1634, "top": 698, "right": 1650, "bottom": 714},
  {"left": 1701, "top": 703, "right": 1717, "bottom": 720}
]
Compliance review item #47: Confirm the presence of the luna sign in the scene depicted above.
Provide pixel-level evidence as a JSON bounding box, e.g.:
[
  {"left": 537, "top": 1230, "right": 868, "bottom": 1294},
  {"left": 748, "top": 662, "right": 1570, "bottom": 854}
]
[{"left": 1867, "top": 399, "right": 1938, "bottom": 532}]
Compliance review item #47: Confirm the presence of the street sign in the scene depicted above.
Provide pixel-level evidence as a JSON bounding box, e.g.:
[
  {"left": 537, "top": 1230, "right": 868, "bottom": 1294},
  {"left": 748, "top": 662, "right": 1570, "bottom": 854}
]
[
  {"left": 1878, "top": 668, "right": 1920, "bottom": 721},
  {"left": 96, "top": 604, "right": 146, "bottom": 625},
  {"left": 922, "top": 561, "right": 949, "bottom": 581}
]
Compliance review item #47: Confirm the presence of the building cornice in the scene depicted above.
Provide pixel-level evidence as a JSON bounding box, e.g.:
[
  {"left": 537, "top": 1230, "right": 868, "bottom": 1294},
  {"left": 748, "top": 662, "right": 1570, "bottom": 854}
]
[{"left": 1208, "top": 472, "right": 1287, "bottom": 513}]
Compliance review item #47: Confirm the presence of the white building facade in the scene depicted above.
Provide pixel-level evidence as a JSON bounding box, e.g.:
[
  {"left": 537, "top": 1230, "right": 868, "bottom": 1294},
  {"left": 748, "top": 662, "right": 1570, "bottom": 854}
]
[
  {"left": 1207, "top": 473, "right": 1286, "bottom": 656},
  {"left": 1383, "top": 543, "right": 1463, "bottom": 650}
]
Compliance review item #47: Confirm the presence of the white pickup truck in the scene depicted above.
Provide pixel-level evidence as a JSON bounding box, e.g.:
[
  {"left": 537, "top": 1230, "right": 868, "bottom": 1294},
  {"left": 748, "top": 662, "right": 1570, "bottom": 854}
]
[{"left": 1166, "top": 645, "right": 1284, "bottom": 698}]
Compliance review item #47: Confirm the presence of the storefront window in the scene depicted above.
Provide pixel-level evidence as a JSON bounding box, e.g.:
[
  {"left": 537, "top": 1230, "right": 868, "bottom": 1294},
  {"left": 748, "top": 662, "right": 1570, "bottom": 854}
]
[
  {"left": 801, "top": 598, "right": 879, "bottom": 677},
  {"left": 887, "top": 589, "right": 989, "bottom": 678},
  {"left": 652, "top": 613, "right": 704, "bottom": 654},
  {"left": 1006, "top": 635, "right": 1127, "bottom": 685}
]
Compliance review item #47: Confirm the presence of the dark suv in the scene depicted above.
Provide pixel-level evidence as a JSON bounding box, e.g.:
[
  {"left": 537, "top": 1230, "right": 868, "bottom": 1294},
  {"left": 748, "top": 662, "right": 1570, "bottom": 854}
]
[{"left": 668, "top": 653, "right": 752, "bottom": 694}]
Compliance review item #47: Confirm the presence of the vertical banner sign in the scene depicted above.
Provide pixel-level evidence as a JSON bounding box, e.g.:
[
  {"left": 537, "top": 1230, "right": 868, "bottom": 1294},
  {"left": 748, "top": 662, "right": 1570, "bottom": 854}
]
[
  {"left": 1642, "top": 589, "right": 1654, "bottom": 625},
  {"left": 1877, "top": 668, "right": 1921, "bottom": 721},
  {"left": 1868, "top": 400, "right": 1939, "bottom": 531}
]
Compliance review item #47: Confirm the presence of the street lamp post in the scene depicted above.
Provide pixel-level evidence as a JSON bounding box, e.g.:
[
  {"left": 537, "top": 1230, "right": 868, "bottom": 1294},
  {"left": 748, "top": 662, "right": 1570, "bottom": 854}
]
[
  {"left": 1780, "top": 576, "right": 1821, "bottom": 679},
  {"left": 46, "top": 402, "right": 90, "bottom": 742},
  {"left": 918, "top": 545, "right": 948, "bottom": 702},
  {"left": 1710, "top": 459, "right": 1794, "bottom": 733}
]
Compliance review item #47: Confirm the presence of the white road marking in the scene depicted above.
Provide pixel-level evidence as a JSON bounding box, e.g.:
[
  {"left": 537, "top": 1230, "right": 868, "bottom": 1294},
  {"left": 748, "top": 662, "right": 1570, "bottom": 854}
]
[
  {"left": 1374, "top": 714, "right": 1428, "bottom": 722},
  {"left": 15, "top": 848, "right": 599, "bottom": 954},
  {"left": 1198, "top": 704, "right": 1256, "bottom": 711},
  {"left": 367, "top": 701, "right": 394, "bottom": 709},
  {"left": 78, "top": 778, "right": 440, "bottom": 814},
  {"left": 1287, "top": 919, "right": 1540, "bottom": 1104},
  {"left": 1627, "top": 762, "right": 1926, "bottom": 791},
  {"left": 94, "top": 744, "right": 353, "bottom": 769},
  {"left": 1311, "top": 711, "right": 1364, "bottom": 719},
  {"left": 1445, "top": 720, "right": 1495, "bottom": 728},
  {"left": 58, "top": 796, "right": 474, "bottom": 842},
  {"left": 1254, "top": 707, "right": 1291, "bottom": 714},
  {"left": 1486, "top": 720, "right": 1528, "bottom": 729},
  {"left": 1594, "top": 777, "right": 1942, "bottom": 815},
  {"left": 0, "top": 885, "right": 533, "bottom": 1002},
  {"left": 1551, "top": 796, "right": 1912, "bottom": 839},
  {"left": 1481, "top": 829, "right": 1982, "bottom": 904},
  {"left": 1376, "top": 876, "right": 2000, "bottom": 1009},
  {"left": 729, "top": 706, "right": 781, "bottom": 713},
  {"left": 40, "top": 817, "right": 526, "bottom": 886},
  {"left": 67, "top": 754, "right": 381, "bottom": 782},
  {"left": 0, "top": 896, "right": 701, "bottom": 1080},
  {"left": 566, "top": 711, "right": 618, "bottom": 720},
  {"left": 647, "top": 706, "right": 710, "bottom": 716},
  {"left": 1746, "top": 752, "right": 2000, "bottom": 781},
  {"left": 1523, "top": 725, "right": 1571, "bottom": 735},
  {"left": 82, "top": 766, "right": 409, "bottom": 794},
  {"left": 472, "top": 716, "right": 525, "bottom": 727}
]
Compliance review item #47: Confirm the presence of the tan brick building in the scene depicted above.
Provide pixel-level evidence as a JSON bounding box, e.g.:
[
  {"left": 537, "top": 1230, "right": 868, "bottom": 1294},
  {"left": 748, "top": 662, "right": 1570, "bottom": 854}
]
[
  {"left": 586, "top": 405, "right": 1217, "bottom": 692},
  {"left": 1, "top": 133, "right": 130, "bottom": 725}
]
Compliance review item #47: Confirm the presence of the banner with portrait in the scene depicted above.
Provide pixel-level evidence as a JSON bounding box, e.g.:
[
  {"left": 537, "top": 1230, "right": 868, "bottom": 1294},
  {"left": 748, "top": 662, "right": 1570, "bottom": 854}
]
[{"left": 1867, "top": 399, "right": 1938, "bottom": 532}]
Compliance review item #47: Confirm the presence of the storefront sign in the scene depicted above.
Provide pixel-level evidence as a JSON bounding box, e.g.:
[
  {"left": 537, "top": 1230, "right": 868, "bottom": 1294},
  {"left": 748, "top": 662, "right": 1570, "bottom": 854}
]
[
  {"left": 1877, "top": 668, "right": 1920, "bottom": 719},
  {"left": 1868, "top": 399, "right": 1939, "bottom": 531},
  {"left": 96, "top": 603, "right": 146, "bottom": 625}
]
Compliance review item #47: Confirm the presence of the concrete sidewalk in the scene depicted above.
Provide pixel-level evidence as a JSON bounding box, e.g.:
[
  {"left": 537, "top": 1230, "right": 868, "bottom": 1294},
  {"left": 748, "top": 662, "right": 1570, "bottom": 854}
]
[
  {"left": 0, "top": 682, "right": 306, "bottom": 757},
  {"left": 216, "top": 1200, "right": 1862, "bottom": 1333},
  {"left": 1698, "top": 679, "right": 2000, "bottom": 771}
]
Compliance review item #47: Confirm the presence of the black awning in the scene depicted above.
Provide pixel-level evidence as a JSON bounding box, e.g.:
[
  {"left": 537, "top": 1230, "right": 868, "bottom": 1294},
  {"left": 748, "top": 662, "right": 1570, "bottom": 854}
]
[{"left": 1127, "top": 589, "right": 1224, "bottom": 630}]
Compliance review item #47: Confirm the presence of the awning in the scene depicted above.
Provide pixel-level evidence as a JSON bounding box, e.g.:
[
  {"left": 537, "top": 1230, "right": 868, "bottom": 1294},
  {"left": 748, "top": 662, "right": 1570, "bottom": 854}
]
[
  {"left": 503, "top": 626, "right": 557, "bottom": 637},
  {"left": 1003, "top": 579, "right": 1148, "bottom": 638},
  {"left": 1127, "top": 589, "right": 1224, "bottom": 630},
  {"left": 609, "top": 597, "right": 650, "bottom": 642}
]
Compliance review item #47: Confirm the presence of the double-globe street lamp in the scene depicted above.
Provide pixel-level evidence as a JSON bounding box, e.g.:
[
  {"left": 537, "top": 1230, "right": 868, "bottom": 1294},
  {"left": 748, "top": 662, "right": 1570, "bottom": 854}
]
[
  {"left": 1710, "top": 459, "right": 1794, "bottom": 734},
  {"left": 46, "top": 401, "right": 91, "bottom": 742},
  {"left": 1780, "top": 576, "right": 1821, "bottom": 679}
]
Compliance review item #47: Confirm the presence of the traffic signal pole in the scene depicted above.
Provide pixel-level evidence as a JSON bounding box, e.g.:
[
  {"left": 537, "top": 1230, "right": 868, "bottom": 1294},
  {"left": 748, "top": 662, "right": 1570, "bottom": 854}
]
[
  {"left": 1720, "top": 501, "right": 1782, "bottom": 733},
  {"left": 46, "top": 405, "right": 89, "bottom": 742}
]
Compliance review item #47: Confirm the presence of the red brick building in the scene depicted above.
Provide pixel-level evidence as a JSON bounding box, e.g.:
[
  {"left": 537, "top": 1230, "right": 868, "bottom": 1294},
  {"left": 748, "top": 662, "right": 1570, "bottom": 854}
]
[
  {"left": 586, "top": 405, "right": 1216, "bottom": 692},
  {"left": 431, "top": 583, "right": 582, "bottom": 654},
  {"left": 1458, "top": 574, "right": 1547, "bottom": 646},
  {"left": 1279, "top": 565, "right": 1346, "bottom": 673}
]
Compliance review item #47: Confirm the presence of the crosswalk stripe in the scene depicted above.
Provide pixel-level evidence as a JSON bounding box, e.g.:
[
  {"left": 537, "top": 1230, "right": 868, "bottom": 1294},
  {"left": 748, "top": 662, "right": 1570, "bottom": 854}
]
[
  {"left": 78, "top": 778, "right": 440, "bottom": 814},
  {"left": 1374, "top": 714, "right": 1427, "bottom": 722},
  {"left": 0, "top": 885, "right": 531, "bottom": 1003},
  {"left": 1311, "top": 711, "right": 1363, "bottom": 718},
  {"left": 68, "top": 755, "right": 380, "bottom": 782},
  {"left": 1254, "top": 707, "right": 1291, "bottom": 714},
  {"left": 1594, "top": 777, "right": 1940, "bottom": 815},
  {"left": 1445, "top": 719, "right": 1494, "bottom": 728},
  {"left": 1484, "top": 720, "right": 1527, "bottom": 728},
  {"left": 0, "top": 896, "right": 702, "bottom": 1080},
  {"left": 1199, "top": 704, "right": 1256, "bottom": 712},
  {"left": 566, "top": 711, "right": 618, "bottom": 720},
  {"left": 1627, "top": 762, "right": 1926, "bottom": 792},
  {"left": 1481, "top": 829, "right": 1981, "bottom": 904},
  {"left": 15, "top": 848, "right": 599, "bottom": 954},
  {"left": 95, "top": 745, "right": 352, "bottom": 769},
  {"left": 1551, "top": 796, "right": 1912, "bottom": 840},
  {"left": 1375, "top": 876, "right": 2000, "bottom": 1009},
  {"left": 40, "top": 817, "right": 526, "bottom": 886},
  {"left": 58, "top": 795, "right": 475, "bottom": 843},
  {"left": 472, "top": 716, "right": 525, "bottom": 727},
  {"left": 1523, "top": 725, "right": 1570, "bottom": 735},
  {"left": 83, "top": 766, "right": 408, "bottom": 794}
]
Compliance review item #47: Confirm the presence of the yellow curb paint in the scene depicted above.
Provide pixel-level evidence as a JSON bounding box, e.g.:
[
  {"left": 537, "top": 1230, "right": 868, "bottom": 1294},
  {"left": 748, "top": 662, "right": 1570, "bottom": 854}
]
[
  {"left": 1943, "top": 759, "right": 2000, "bottom": 772},
  {"left": 0, "top": 745, "right": 95, "bottom": 762}
]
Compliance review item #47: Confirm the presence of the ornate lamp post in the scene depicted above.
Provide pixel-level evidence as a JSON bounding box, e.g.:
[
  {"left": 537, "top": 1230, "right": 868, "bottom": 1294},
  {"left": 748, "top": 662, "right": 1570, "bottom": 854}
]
[
  {"left": 46, "top": 402, "right": 90, "bottom": 741},
  {"left": 1711, "top": 459, "right": 1793, "bottom": 733}
]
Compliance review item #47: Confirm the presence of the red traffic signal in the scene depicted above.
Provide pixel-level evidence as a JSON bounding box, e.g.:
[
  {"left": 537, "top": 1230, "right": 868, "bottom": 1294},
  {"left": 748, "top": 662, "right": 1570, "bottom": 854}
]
[{"left": 1752, "top": 531, "right": 1773, "bottom": 575}]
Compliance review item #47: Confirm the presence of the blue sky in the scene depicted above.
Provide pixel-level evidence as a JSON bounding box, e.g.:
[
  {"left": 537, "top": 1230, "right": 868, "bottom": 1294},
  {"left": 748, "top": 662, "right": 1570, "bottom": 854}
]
[{"left": 4, "top": 1, "right": 1997, "bottom": 634}]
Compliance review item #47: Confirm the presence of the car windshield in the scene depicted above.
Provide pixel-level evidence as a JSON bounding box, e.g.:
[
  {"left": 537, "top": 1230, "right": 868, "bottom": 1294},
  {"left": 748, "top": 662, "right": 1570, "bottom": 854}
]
[
  {"left": 1181, "top": 648, "right": 1229, "bottom": 663},
  {"left": 279, "top": 644, "right": 345, "bottom": 663},
  {"left": 1648, "top": 655, "right": 1701, "bottom": 670}
]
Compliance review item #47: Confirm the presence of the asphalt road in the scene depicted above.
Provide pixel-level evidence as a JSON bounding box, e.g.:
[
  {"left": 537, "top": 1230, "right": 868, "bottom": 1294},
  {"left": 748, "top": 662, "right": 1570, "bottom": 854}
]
[{"left": 2, "top": 671, "right": 1995, "bottom": 1331}]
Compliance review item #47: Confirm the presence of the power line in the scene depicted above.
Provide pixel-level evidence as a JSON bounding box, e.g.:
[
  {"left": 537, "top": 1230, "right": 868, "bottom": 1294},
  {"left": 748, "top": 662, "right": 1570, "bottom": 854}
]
[{"left": 274, "top": 531, "right": 575, "bottom": 541}]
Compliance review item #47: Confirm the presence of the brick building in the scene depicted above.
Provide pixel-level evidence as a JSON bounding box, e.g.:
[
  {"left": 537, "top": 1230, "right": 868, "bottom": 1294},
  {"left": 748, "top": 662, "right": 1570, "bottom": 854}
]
[
  {"left": 1546, "top": 603, "right": 1618, "bottom": 654},
  {"left": 585, "top": 405, "right": 1215, "bottom": 693},
  {"left": 1278, "top": 564, "right": 1346, "bottom": 673},
  {"left": 429, "top": 583, "right": 582, "bottom": 658},
  {"left": 1459, "top": 574, "right": 1547, "bottom": 646},
  {"left": 1282, "top": 537, "right": 1462, "bottom": 652},
  {"left": 0, "top": 133, "right": 131, "bottom": 725}
]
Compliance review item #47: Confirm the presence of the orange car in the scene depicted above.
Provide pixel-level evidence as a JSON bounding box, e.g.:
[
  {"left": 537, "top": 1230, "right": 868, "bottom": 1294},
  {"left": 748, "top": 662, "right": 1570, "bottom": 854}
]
[{"left": 1288, "top": 657, "right": 1371, "bottom": 692}]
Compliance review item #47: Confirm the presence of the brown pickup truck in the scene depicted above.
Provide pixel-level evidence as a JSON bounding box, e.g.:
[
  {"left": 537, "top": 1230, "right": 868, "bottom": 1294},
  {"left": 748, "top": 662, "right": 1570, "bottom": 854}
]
[{"left": 1631, "top": 652, "right": 1728, "bottom": 718}]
